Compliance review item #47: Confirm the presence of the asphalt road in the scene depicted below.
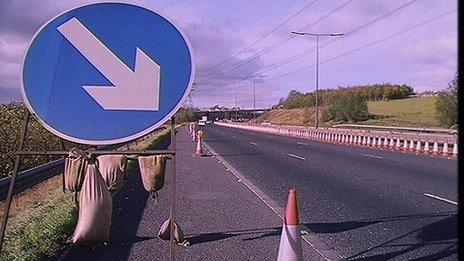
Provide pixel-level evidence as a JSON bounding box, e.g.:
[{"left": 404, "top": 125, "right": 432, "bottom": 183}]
[
  {"left": 59, "top": 129, "right": 322, "bottom": 260},
  {"left": 201, "top": 124, "right": 458, "bottom": 260}
]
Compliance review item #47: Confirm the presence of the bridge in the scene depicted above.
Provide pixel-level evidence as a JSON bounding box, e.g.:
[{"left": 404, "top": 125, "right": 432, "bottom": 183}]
[{"left": 195, "top": 108, "right": 270, "bottom": 120}]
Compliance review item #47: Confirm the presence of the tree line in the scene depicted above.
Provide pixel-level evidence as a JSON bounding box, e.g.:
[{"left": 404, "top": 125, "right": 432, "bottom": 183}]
[{"left": 278, "top": 83, "right": 414, "bottom": 109}]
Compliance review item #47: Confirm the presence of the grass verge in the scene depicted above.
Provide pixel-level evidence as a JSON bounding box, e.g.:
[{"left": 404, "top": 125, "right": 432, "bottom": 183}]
[
  {"left": 0, "top": 129, "right": 171, "bottom": 260},
  {"left": 255, "top": 97, "right": 441, "bottom": 128}
]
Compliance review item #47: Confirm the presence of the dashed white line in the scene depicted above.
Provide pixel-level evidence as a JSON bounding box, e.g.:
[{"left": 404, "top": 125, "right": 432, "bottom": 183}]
[
  {"left": 424, "top": 193, "right": 458, "bottom": 206},
  {"left": 267, "top": 136, "right": 274, "bottom": 139},
  {"left": 297, "top": 142, "right": 308, "bottom": 146},
  {"left": 232, "top": 136, "right": 236, "bottom": 139},
  {"left": 288, "top": 153, "right": 306, "bottom": 160},
  {"left": 249, "top": 142, "right": 258, "bottom": 146},
  {"left": 362, "top": 154, "right": 383, "bottom": 159}
]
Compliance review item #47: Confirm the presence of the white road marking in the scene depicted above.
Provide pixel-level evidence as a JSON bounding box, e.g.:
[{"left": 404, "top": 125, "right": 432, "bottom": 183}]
[
  {"left": 249, "top": 142, "right": 258, "bottom": 146},
  {"left": 362, "top": 154, "right": 383, "bottom": 159},
  {"left": 202, "top": 141, "right": 342, "bottom": 260},
  {"left": 424, "top": 193, "right": 458, "bottom": 206},
  {"left": 297, "top": 142, "right": 307, "bottom": 146},
  {"left": 267, "top": 136, "right": 274, "bottom": 139},
  {"left": 288, "top": 153, "right": 306, "bottom": 160},
  {"left": 232, "top": 136, "right": 236, "bottom": 139}
]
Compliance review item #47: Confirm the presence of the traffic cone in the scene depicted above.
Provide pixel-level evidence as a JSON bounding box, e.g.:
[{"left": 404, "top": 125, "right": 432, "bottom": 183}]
[
  {"left": 389, "top": 137, "right": 394, "bottom": 149},
  {"left": 358, "top": 135, "right": 362, "bottom": 146},
  {"left": 367, "top": 136, "right": 371, "bottom": 146},
  {"left": 194, "top": 130, "right": 204, "bottom": 156},
  {"left": 452, "top": 142, "right": 458, "bottom": 156},
  {"left": 383, "top": 137, "right": 389, "bottom": 148},
  {"left": 402, "top": 139, "right": 408, "bottom": 152},
  {"left": 432, "top": 141, "right": 439, "bottom": 156},
  {"left": 191, "top": 124, "right": 196, "bottom": 142},
  {"left": 442, "top": 142, "right": 449, "bottom": 156},
  {"left": 277, "top": 188, "right": 303, "bottom": 261},
  {"left": 424, "top": 141, "right": 430, "bottom": 154},
  {"left": 395, "top": 138, "right": 401, "bottom": 150},
  {"left": 415, "top": 140, "right": 422, "bottom": 154},
  {"left": 409, "top": 140, "right": 415, "bottom": 152}
]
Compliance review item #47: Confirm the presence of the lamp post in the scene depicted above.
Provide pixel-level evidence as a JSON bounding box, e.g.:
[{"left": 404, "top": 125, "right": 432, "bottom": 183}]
[{"left": 291, "top": 31, "right": 343, "bottom": 129}]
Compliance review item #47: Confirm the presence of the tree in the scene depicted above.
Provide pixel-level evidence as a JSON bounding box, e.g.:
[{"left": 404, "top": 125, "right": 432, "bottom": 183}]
[
  {"left": 435, "top": 75, "right": 458, "bottom": 128},
  {"left": 175, "top": 107, "right": 197, "bottom": 123},
  {"left": 322, "top": 93, "right": 369, "bottom": 122}
]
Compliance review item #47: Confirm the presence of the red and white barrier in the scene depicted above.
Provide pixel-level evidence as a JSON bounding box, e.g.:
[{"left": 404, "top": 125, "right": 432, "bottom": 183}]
[{"left": 214, "top": 122, "right": 457, "bottom": 158}]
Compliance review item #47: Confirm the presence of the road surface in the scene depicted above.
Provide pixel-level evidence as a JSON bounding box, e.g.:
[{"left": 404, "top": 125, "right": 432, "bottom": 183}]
[{"left": 201, "top": 123, "right": 458, "bottom": 260}]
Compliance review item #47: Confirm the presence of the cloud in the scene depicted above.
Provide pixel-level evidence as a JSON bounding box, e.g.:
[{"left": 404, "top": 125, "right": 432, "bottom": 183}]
[
  {"left": 0, "top": 0, "right": 458, "bottom": 109},
  {"left": 401, "top": 35, "right": 457, "bottom": 66}
]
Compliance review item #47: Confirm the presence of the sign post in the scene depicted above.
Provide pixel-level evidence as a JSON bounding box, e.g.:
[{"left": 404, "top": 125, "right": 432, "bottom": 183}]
[{"left": 1, "top": 2, "right": 194, "bottom": 259}]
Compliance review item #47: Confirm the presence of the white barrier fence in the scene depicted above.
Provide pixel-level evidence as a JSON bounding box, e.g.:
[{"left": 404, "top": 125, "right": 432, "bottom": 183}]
[{"left": 214, "top": 122, "right": 458, "bottom": 157}]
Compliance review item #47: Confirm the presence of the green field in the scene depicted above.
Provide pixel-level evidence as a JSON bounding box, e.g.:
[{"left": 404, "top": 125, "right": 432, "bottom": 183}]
[
  {"left": 256, "top": 97, "right": 441, "bottom": 128},
  {"left": 364, "top": 97, "right": 440, "bottom": 127}
]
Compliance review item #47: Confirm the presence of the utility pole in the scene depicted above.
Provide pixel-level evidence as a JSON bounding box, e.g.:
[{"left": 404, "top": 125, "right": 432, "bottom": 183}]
[
  {"left": 243, "top": 74, "right": 266, "bottom": 118},
  {"left": 291, "top": 31, "right": 343, "bottom": 129}
]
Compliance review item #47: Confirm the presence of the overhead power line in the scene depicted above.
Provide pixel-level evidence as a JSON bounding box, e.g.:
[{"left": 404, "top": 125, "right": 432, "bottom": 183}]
[
  {"left": 197, "top": 0, "right": 419, "bottom": 92},
  {"left": 203, "top": 0, "right": 320, "bottom": 74},
  {"left": 268, "top": 9, "right": 457, "bottom": 81},
  {"left": 251, "top": 0, "right": 419, "bottom": 76},
  {"left": 197, "top": 0, "right": 356, "bottom": 84}
]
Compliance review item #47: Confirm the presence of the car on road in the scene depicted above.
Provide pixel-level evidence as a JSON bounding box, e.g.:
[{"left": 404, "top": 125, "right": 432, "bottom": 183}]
[{"left": 198, "top": 120, "right": 206, "bottom": 126}]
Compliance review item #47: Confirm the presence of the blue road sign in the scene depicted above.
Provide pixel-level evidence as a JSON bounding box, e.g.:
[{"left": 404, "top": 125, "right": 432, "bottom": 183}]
[{"left": 21, "top": 2, "right": 195, "bottom": 145}]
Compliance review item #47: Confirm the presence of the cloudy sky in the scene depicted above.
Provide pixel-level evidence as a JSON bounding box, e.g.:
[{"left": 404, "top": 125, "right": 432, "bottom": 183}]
[{"left": 0, "top": 0, "right": 457, "bottom": 108}]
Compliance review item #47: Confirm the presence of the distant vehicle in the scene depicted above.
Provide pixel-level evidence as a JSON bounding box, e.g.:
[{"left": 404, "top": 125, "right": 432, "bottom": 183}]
[{"left": 198, "top": 120, "right": 206, "bottom": 126}]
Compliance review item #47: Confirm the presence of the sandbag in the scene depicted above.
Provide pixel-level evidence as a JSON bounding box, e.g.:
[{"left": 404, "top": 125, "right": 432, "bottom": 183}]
[
  {"left": 72, "top": 164, "right": 112, "bottom": 245},
  {"left": 97, "top": 155, "right": 127, "bottom": 193},
  {"left": 63, "top": 148, "right": 88, "bottom": 192},
  {"left": 158, "top": 218, "right": 184, "bottom": 243},
  {"left": 138, "top": 155, "right": 166, "bottom": 201}
]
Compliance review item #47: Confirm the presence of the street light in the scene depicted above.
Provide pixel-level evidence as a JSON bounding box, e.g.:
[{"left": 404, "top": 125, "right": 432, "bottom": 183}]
[
  {"left": 291, "top": 31, "right": 343, "bottom": 129},
  {"left": 242, "top": 74, "right": 267, "bottom": 110}
]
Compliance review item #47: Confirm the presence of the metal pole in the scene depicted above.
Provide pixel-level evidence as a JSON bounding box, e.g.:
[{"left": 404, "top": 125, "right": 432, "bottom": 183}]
[
  {"left": 169, "top": 116, "right": 177, "bottom": 261},
  {"left": 235, "top": 89, "right": 238, "bottom": 121},
  {"left": 253, "top": 76, "right": 256, "bottom": 110},
  {"left": 315, "top": 35, "right": 319, "bottom": 129},
  {"left": 0, "top": 111, "right": 30, "bottom": 252},
  {"left": 60, "top": 139, "right": 66, "bottom": 193}
]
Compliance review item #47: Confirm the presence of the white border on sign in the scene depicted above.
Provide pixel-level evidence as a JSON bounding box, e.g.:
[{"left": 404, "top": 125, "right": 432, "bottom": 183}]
[{"left": 19, "top": 0, "right": 196, "bottom": 145}]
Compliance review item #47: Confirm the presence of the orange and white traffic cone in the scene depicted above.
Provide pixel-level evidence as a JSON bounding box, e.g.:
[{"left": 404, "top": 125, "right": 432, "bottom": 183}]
[
  {"left": 415, "top": 140, "right": 422, "bottom": 154},
  {"left": 194, "top": 130, "right": 204, "bottom": 156},
  {"left": 395, "top": 138, "right": 401, "bottom": 150},
  {"left": 442, "top": 142, "right": 449, "bottom": 156},
  {"left": 191, "top": 124, "right": 197, "bottom": 142},
  {"left": 277, "top": 188, "right": 303, "bottom": 261},
  {"left": 424, "top": 141, "right": 430, "bottom": 154},
  {"left": 432, "top": 141, "right": 439, "bottom": 156},
  {"left": 402, "top": 139, "right": 408, "bottom": 152},
  {"left": 452, "top": 142, "right": 458, "bottom": 157},
  {"left": 409, "top": 140, "right": 415, "bottom": 152}
]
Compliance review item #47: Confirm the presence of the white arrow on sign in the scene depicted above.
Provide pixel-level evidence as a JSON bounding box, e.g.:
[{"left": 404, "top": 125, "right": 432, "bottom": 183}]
[{"left": 57, "top": 17, "right": 160, "bottom": 111}]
